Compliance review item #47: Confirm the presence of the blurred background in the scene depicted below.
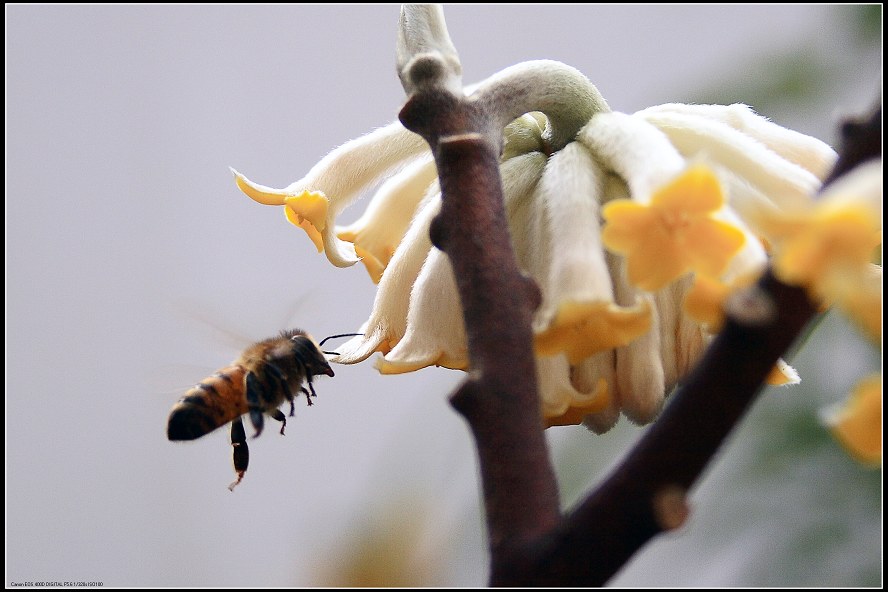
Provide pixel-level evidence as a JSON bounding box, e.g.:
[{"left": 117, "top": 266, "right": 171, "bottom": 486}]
[{"left": 6, "top": 4, "right": 881, "bottom": 587}]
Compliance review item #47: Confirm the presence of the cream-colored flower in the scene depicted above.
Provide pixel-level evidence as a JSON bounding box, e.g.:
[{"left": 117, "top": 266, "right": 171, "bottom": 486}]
[{"left": 234, "top": 59, "right": 839, "bottom": 430}]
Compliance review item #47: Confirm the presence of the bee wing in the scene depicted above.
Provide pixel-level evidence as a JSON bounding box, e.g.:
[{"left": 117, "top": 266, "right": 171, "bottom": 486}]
[
  {"left": 149, "top": 363, "right": 219, "bottom": 397},
  {"left": 171, "top": 298, "right": 255, "bottom": 353}
]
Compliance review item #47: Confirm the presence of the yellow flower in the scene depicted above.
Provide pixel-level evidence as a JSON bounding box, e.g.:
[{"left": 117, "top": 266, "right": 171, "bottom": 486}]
[
  {"left": 234, "top": 56, "right": 837, "bottom": 430},
  {"left": 821, "top": 375, "right": 882, "bottom": 466},
  {"left": 773, "top": 206, "right": 880, "bottom": 289},
  {"left": 762, "top": 159, "right": 882, "bottom": 345},
  {"left": 602, "top": 165, "right": 747, "bottom": 291}
]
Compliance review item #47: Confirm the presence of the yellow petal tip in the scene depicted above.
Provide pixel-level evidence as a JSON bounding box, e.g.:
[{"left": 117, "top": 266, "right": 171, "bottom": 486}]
[{"left": 535, "top": 300, "right": 651, "bottom": 364}]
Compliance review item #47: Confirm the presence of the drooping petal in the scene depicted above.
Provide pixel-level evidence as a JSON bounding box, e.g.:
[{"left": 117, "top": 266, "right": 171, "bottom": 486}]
[
  {"left": 531, "top": 142, "right": 651, "bottom": 360},
  {"left": 377, "top": 246, "right": 468, "bottom": 373},
  {"left": 609, "top": 249, "right": 666, "bottom": 425},
  {"left": 501, "top": 152, "right": 551, "bottom": 287},
  {"left": 574, "top": 352, "right": 622, "bottom": 434},
  {"left": 821, "top": 374, "right": 882, "bottom": 466},
  {"left": 332, "top": 194, "right": 441, "bottom": 365},
  {"left": 578, "top": 111, "right": 685, "bottom": 200},
  {"left": 337, "top": 157, "right": 439, "bottom": 283},
  {"left": 234, "top": 121, "right": 430, "bottom": 267},
  {"left": 376, "top": 151, "right": 549, "bottom": 375},
  {"left": 635, "top": 103, "right": 837, "bottom": 180}
]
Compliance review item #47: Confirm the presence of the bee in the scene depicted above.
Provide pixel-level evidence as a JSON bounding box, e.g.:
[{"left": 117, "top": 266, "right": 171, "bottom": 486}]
[{"left": 167, "top": 329, "right": 352, "bottom": 491}]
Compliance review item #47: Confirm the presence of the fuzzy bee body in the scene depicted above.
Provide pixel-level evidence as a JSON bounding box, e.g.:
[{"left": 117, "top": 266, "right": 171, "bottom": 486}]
[{"left": 167, "top": 328, "right": 334, "bottom": 490}]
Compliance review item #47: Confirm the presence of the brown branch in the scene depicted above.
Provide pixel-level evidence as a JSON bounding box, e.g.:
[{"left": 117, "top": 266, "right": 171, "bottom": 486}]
[{"left": 399, "top": 77, "right": 562, "bottom": 558}]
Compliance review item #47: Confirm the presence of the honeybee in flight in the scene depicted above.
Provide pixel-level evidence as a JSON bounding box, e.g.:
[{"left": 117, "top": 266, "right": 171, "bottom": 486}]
[{"left": 167, "top": 329, "right": 353, "bottom": 491}]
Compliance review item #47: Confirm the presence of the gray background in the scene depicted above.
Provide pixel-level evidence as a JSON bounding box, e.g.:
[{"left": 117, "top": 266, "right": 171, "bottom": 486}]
[{"left": 6, "top": 4, "right": 881, "bottom": 587}]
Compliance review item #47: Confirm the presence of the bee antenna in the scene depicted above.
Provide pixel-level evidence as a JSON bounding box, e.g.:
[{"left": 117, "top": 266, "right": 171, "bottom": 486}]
[{"left": 319, "top": 332, "right": 363, "bottom": 354}]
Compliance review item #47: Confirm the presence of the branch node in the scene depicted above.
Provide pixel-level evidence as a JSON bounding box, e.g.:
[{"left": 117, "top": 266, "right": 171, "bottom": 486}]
[
  {"left": 725, "top": 283, "right": 777, "bottom": 328},
  {"left": 402, "top": 53, "right": 454, "bottom": 93},
  {"left": 652, "top": 485, "right": 690, "bottom": 532},
  {"left": 521, "top": 273, "right": 543, "bottom": 312},
  {"left": 429, "top": 212, "right": 448, "bottom": 251}
]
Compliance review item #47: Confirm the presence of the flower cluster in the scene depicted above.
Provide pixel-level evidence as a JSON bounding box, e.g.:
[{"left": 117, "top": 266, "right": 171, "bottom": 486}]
[{"left": 233, "top": 68, "right": 871, "bottom": 436}]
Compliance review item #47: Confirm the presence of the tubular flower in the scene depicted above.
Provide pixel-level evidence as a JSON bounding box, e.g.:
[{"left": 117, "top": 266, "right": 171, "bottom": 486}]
[{"left": 234, "top": 61, "right": 838, "bottom": 431}]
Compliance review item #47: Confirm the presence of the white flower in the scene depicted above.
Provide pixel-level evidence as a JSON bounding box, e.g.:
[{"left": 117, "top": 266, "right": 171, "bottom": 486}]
[{"left": 234, "top": 62, "right": 838, "bottom": 431}]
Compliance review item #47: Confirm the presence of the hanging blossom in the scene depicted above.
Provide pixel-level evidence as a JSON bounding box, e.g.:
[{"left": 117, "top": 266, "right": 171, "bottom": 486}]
[{"left": 232, "top": 60, "right": 848, "bottom": 432}]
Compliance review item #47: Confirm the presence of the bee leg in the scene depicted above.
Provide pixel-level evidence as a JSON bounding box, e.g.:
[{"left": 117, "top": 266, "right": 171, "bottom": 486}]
[
  {"left": 270, "top": 408, "right": 287, "bottom": 436},
  {"left": 300, "top": 386, "right": 314, "bottom": 407},
  {"left": 287, "top": 396, "right": 296, "bottom": 417},
  {"left": 228, "top": 418, "right": 249, "bottom": 492},
  {"left": 307, "top": 376, "right": 319, "bottom": 399},
  {"left": 245, "top": 372, "right": 265, "bottom": 438}
]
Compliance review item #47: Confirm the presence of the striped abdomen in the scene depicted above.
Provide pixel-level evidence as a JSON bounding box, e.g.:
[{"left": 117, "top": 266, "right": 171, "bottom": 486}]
[{"left": 167, "top": 365, "right": 249, "bottom": 441}]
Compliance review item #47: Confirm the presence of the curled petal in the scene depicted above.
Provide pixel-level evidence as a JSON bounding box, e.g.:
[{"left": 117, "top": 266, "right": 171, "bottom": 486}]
[
  {"left": 537, "top": 354, "right": 613, "bottom": 428},
  {"left": 234, "top": 122, "right": 430, "bottom": 267},
  {"left": 337, "top": 157, "right": 438, "bottom": 283},
  {"left": 502, "top": 112, "right": 549, "bottom": 160},
  {"left": 534, "top": 300, "right": 651, "bottom": 364},
  {"left": 636, "top": 103, "right": 837, "bottom": 180},
  {"left": 821, "top": 375, "right": 882, "bottom": 466},
  {"left": 233, "top": 170, "right": 330, "bottom": 253},
  {"left": 573, "top": 353, "right": 622, "bottom": 434}
]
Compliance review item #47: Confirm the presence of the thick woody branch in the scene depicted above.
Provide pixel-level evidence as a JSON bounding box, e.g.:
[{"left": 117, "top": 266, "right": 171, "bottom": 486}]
[
  {"left": 399, "top": 76, "right": 562, "bottom": 559},
  {"left": 397, "top": 3, "right": 569, "bottom": 564}
]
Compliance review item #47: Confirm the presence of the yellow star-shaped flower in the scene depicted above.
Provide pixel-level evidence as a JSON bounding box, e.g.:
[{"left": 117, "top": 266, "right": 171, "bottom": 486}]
[
  {"left": 772, "top": 205, "right": 881, "bottom": 291},
  {"left": 602, "top": 165, "right": 746, "bottom": 291}
]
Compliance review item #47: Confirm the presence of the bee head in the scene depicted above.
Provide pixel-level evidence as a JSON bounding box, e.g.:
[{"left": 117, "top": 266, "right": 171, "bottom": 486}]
[{"left": 290, "top": 334, "right": 335, "bottom": 378}]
